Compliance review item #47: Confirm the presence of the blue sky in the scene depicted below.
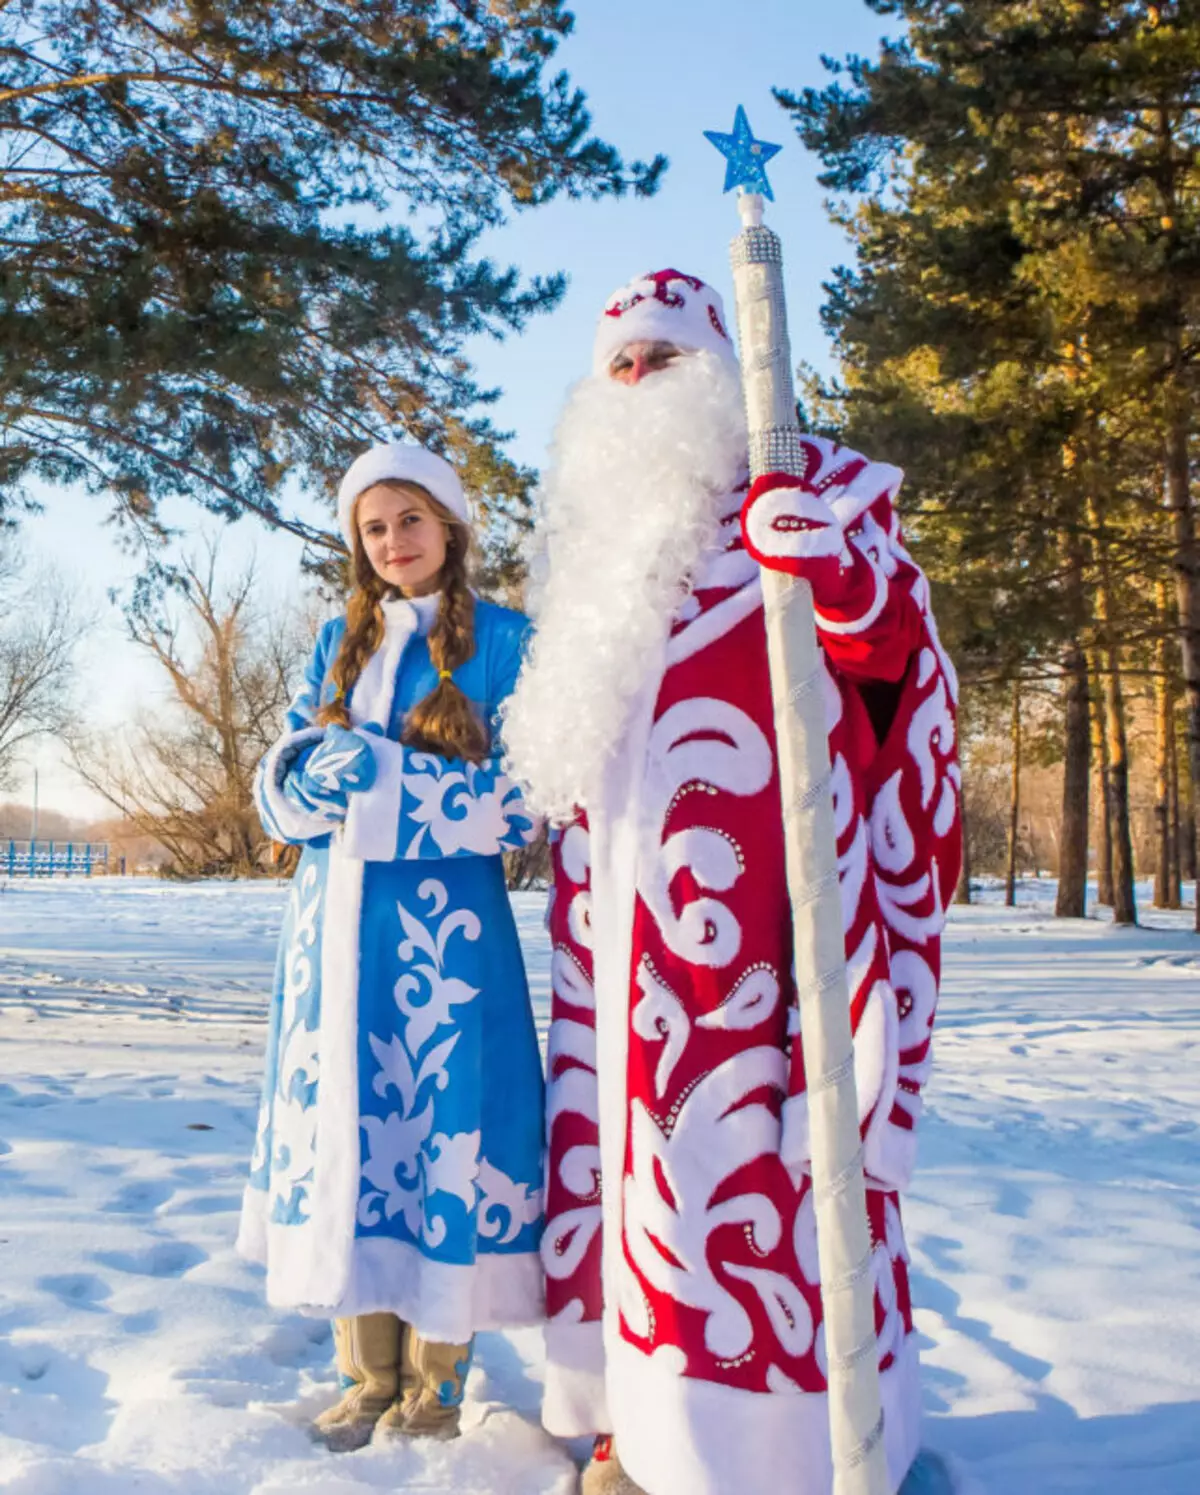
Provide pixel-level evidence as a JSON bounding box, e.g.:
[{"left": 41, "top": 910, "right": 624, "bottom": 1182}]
[{"left": 30, "top": 0, "right": 896, "bottom": 819}]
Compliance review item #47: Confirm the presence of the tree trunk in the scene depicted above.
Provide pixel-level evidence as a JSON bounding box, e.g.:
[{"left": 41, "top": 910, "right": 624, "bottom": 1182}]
[
  {"left": 1154, "top": 581, "right": 1179, "bottom": 908},
  {"left": 1168, "top": 710, "right": 1183, "bottom": 907},
  {"left": 1156, "top": 108, "right": 1200, "bottom": 925},
  {"left": 1090, "top": 651, "right": 1114, "bottom": 906},
  {"left": 1101, "top": 663, "right": 1137, "bottom": 926},
  {"left": 1164, "top": 390, "right": 1200, "bottom": 928},
  {"left": 1005, "top": 678, "right": 1021, "bottom": 908},
  {"left": 1056, "top": 640, "right": 1090, "bottom": 917},
  {"left": 1178, "top": 698, "right": 1196, "bottom": 888},
  {"left": 1091, "top": 585, "right": 1137, "bottom": 925}
]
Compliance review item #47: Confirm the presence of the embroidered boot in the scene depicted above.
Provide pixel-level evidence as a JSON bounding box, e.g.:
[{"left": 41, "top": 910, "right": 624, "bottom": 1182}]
[
  {"left": 375, "top": 1328, "right": 473, "bottom": 1441},
  {"left": 580, "top": 1435, "right": 648, "bottom": 1495},
  {"left": 312, "top": 1313, "right": 403, "bottom": 1452}
]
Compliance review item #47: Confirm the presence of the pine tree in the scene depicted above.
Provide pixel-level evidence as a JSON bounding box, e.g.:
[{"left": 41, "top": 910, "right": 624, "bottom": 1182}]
[
  {"left": 0, "top": 2, "right": 663, "bottom": 560},
  {"left": 781, "top": 0, "right": 1200, "bottom": 923}
]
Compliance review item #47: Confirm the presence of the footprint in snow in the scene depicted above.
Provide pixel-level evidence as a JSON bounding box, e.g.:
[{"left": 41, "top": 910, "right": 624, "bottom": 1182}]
[
  {"left": 36, "top": 1273, "right": 112, "bottom": 1310},
  {"left": 93, "top": 1240, "right": 208, "bottom": 1278},
  {"left": 101, "top": 1178, "right": 176, "bottom": 1214},
  {"left": 120, "top": 1309, "right": 160, "bottom": 1334},
  {"left": 0, "top": 1341, "right": 115, "bottom": 1452}
]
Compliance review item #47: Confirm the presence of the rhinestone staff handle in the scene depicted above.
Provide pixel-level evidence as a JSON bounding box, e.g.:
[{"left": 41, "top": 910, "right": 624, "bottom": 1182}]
[{"left": 730, "top": 190, "right": 889, "bottom": 1495}]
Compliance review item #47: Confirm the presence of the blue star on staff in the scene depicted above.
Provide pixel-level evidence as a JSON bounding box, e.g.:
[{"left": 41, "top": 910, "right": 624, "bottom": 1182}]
[{"left": 704, "top": 106, "right": 783, "bottom": 201}]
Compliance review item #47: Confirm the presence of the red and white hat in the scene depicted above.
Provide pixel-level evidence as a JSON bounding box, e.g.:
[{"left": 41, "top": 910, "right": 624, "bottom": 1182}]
[{"left": 592, "top": 268, "right": 738, "bottom": 375}]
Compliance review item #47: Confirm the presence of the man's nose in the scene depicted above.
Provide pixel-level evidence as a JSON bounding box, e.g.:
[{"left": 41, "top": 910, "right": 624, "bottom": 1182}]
[{"left": 616, "top": 350, "right": 653, "bottom": 385}]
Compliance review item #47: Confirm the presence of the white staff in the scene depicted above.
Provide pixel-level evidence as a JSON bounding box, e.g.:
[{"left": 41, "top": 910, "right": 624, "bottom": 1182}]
[{"left": 707, "top": 108, "right": 890, "bottom": 1495}]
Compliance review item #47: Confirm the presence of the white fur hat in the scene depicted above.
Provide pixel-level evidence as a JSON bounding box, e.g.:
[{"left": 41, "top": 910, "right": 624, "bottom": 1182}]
[
  {"left": 337, "top": 442, "right": 468, "bottom": 549},
  {"left": 592, "top": 268, "right": 739, "bottom": 375}
]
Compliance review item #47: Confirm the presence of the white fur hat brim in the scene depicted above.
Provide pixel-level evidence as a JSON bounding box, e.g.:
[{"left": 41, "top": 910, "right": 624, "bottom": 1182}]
[
  {"left": 593, "top": 268, "right": 740, "bottom": 376},
  {"left": 337, "top": 442, "right": 468, "bottom": 549}
]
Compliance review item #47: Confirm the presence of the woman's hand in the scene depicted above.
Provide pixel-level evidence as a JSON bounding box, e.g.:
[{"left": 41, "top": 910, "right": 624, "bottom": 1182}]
[{"left": 283, "top": 725, "right": 378, "bottom": 819}]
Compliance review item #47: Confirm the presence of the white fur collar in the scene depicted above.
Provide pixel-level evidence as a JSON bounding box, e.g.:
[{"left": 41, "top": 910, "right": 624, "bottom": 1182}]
[{"left": 381, "top": 592, "right": 439, "bottom": 638}]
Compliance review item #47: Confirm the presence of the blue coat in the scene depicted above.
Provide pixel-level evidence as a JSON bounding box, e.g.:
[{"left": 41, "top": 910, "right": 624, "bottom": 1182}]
[{"left": 238, "top": 593, "right": 545, "bottom": 1343}]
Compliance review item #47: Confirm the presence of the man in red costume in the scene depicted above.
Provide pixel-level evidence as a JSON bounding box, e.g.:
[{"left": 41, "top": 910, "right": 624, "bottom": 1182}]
[{"left": 503, "top": 269, "right": 962, "bottom": 1495}]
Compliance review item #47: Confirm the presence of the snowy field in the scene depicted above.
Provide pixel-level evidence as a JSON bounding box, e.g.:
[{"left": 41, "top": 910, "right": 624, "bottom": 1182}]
[{"left": 0, "top": 875, "right": 1197, "bottom": 1494}]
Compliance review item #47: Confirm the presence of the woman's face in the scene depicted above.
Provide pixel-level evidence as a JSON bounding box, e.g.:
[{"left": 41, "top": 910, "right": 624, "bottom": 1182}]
[{"left": 356, "top": 483, "right": 449, "bottom": 596}]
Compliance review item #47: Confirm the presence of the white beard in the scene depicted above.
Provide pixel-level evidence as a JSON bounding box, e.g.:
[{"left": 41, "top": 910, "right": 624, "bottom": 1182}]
[{"left": 502, "top": 350, "right": 748, "bottom": 821}]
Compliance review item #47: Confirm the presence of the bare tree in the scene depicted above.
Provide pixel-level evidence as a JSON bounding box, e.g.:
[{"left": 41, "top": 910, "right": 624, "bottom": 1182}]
[
  {"left": 70, "top": 541, "right": 316, "bottom": 876},
  {"left": 0, "top": 546, "right": 83, "bottom": 788}
]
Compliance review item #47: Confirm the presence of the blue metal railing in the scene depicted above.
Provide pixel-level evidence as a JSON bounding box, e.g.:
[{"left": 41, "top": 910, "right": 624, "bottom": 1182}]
[{"left": 4, "top": 840, "right": 110, "bottom": 876}]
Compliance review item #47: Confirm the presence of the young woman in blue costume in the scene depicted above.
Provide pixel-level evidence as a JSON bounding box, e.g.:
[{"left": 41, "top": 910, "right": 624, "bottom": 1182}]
[{"left": 239, "top": 442, "right": 545, "bottom": 1449}]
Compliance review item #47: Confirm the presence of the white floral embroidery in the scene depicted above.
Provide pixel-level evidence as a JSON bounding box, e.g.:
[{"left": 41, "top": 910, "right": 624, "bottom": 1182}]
[
  {"left": 552, "top": 946, "right": 595, "bottom": 1012},
  {"left": 624, "top": 1046, "right": 787, "bottom": 1361},
  {"left": 870, "top": 769, "right": 916, "bottom": 875},
  {"left": 631, "top": 958, "right": 691, "bottom": 1098},
  {"left": 560, "top": 824, "right": 594, "bottom": 950},
  {"left": 477, "top": 1160, "right": 543, "bottom": 1245},
  {"left": 907, "top": 675, "right": 956, "bottom": 809},
  {"left": 402, "top": 753, "right": 526, "bottom": 857},
  {"left": 358, "top": 881, "right": 483, "bottom": 1232},
  {"left": 394, "top": 879, "right": 482, "bottom": 1054},
  {"left": 360, "top": 1107, "right": 435, "bottom": 1226},
  {"left": 876, "top": 855, "right": 945, "bottom": 945},
  {"left": 696, "top": 965, "right": 780, "bottom": 1033},
  {"left": 542, "top": 1203, "right": 603, "bottom": 1282},
  {"left": 269, "top": 863, "right": 322, "bottom": 1221},
  {"left": 637, "top": 698, "right": 772, "bottom": 970},
  {"left": 724, "top": 1262, "right": 815, "bottom": 1357},
  {"left": 425, "top": 1130, "right": 482, "bottom": 1212}
]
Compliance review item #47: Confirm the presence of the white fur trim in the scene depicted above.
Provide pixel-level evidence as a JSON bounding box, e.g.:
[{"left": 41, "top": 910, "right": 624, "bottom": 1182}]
[
  {"left": 587, "top": 660, "right": 668, "bottom": 1377},
  {"left": 864, "top": 1119, "right": 920, "bottom": 1195},
  {"left": 241, "top": 1187, "right": 543, "bottom": 1341},
  {"left": 325, "top": 1238, "right": 544, "bottom": 1343},
  {"left": 306, "top": 839, "right": 364, "bottom": 1305},
  {"left": 337, "top": 442, "right": 468, "bottom": 549},
  {"left": 235, "top": 842, "right": 364, "bottom": 1309},
  {"left": 343, "top": 735, "right": 405, "bottom": 861},
  {"left": 744, "top": 483, "right": 848, "bottom": 564},
  {"left": 593, "top": 271, "right": 739, "bottom": 375},
  {"left": 543, "top": 1319, "right": 611, "bottom": 1437},
  {"left": 256, "top": 727, "right": 328, "bottom": 842},
  {"left": 336, "top": 597, "right": 419, "bottom": 859},
  {"left": 609, "top": 1330, "right": 921, "bottom": 1495},
  {"left": 236, "top": 1182, "right": 268, "bottom": 1262},
  {"left": 798, "top": 434, "right": 904, "bottom": 533},
  {"left": 348, "top": 597, "right": 418, "bottom": 729}
]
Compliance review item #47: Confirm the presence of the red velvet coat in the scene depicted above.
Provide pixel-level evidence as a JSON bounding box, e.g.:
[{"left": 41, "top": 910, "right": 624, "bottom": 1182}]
[{"left": 541, "top": 438, "right": 962, "bottom": 1495}]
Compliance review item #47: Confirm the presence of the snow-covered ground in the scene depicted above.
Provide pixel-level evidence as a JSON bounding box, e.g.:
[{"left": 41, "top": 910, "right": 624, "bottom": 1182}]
[{"left": 0, "top": 876, "right": 1197, "bottom": 1494}]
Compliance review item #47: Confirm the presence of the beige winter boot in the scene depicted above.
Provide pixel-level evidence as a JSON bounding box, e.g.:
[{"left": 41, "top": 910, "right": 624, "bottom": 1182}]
[
  {"left": 581, "top": 1436, "right": 648, "bottom": 1495},
  {"left": 311, "top": 1313, "right": 403, "bottom": 1452},
  {"left": 374, "top": 1327, "right": 473, "bottom": 1441}
]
